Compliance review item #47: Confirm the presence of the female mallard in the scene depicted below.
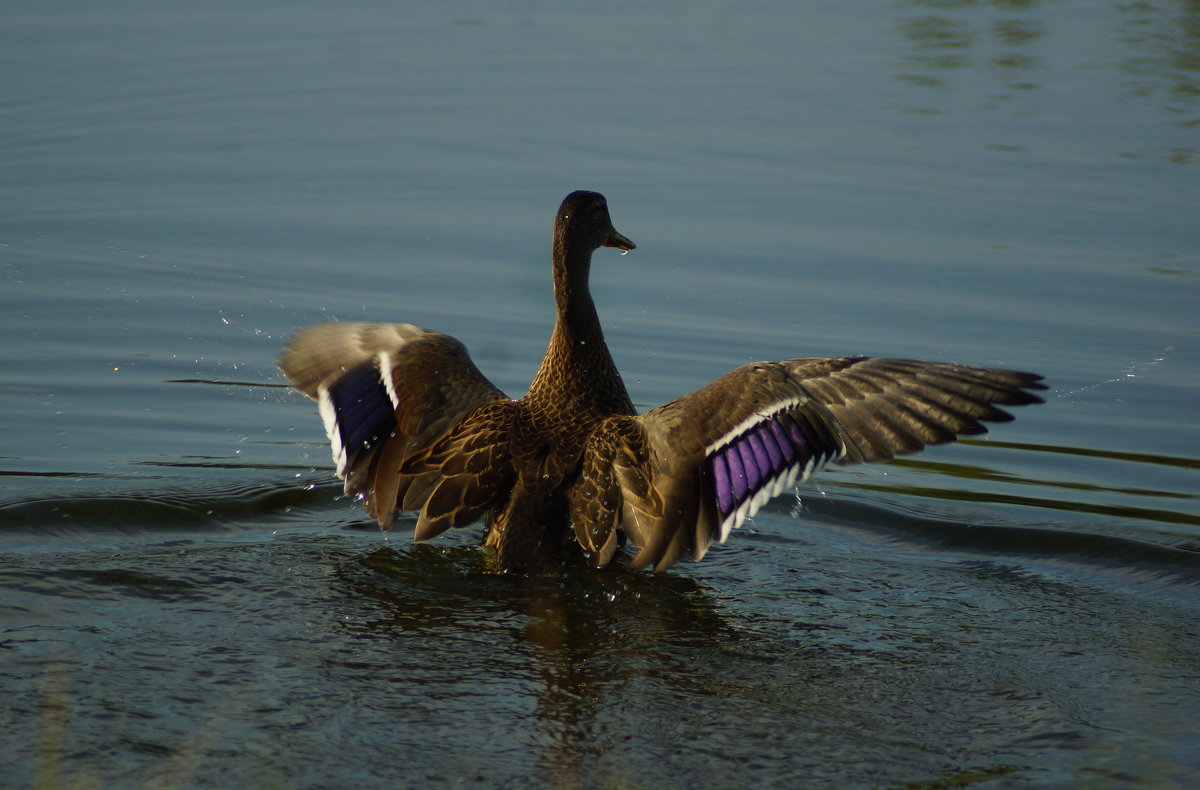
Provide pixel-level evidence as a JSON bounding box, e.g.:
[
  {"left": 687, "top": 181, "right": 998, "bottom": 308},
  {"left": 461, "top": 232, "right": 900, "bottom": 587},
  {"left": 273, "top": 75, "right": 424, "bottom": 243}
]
[{"left": 280, "top": 190, "right": 1044, "bottom": 572}]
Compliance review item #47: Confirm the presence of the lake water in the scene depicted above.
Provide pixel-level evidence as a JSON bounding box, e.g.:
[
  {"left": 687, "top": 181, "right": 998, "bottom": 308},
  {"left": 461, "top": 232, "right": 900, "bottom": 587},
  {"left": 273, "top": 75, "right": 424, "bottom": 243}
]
[{"left": 2, "top": 1, "right": 1198, "bottom": 787}]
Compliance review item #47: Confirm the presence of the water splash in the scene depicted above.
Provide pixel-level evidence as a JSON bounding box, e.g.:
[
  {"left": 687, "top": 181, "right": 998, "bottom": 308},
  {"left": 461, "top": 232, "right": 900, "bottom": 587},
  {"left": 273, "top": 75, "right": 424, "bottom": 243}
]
[{"left": 1056, "top": 346, "right": 1175, "bottom": 401}]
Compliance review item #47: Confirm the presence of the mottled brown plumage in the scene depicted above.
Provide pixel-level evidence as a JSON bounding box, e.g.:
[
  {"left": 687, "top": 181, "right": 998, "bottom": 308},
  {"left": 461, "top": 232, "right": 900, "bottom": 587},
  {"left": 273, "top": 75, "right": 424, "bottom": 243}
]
[{"left": 279, "top": 190, "right": 1045, "bottom": 572}]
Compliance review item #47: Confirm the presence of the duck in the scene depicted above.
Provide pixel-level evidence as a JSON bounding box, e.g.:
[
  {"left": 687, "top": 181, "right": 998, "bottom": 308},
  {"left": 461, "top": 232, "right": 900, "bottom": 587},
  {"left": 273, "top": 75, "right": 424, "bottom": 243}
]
[{"left": 279, "top": 190, "right": 1045, "bottom": 572}]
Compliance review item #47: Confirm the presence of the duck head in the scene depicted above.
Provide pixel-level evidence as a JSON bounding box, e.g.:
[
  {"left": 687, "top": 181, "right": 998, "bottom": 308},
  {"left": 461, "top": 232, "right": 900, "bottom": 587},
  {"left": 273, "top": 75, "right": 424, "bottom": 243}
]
[{"left": 553, "top": 190, "right": 635, "bottom": 255}]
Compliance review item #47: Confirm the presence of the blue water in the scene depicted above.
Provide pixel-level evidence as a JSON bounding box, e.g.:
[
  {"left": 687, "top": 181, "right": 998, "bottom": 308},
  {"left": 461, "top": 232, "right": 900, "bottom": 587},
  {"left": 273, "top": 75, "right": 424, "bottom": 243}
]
[{"left": 2, "top": 1, "right": 1198, "bottom": 788}]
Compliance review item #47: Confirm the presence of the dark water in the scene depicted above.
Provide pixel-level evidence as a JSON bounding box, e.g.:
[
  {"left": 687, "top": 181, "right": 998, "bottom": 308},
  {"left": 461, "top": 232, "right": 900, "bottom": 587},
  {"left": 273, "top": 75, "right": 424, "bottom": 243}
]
[{"left": 3, "top": 1, "right": 1199, "bottom": 788}]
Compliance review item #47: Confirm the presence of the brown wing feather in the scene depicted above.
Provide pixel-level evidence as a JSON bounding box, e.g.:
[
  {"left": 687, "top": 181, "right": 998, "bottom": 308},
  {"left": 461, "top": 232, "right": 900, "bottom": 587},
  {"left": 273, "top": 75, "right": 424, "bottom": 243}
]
[
  {"left": 278, "top": 321, "right": 510, "bottom": 530},
  {"left": 790, "top": 357, "right": 1042, "bottom": 464},
  {"left": 567, "top": 417, "right": 712, "bottom": 572},
  {"left": 402, "top": 399, "right": 519, "bottom": 541},
  {"left": 567, "top": 419, "right": 627, "bottom": 567},
  {"left": 574, "top": 356, "right": 1046, "bottom": 571}
]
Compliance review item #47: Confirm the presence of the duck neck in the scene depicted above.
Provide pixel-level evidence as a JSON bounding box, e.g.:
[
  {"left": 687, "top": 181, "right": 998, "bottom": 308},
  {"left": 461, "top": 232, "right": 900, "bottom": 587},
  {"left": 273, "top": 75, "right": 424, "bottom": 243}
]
[
  {"left": 525, "top": 242, "right": 629, "bottom": 414},
  {"left": 552, "top": 240, "right": 601, "bottom": 339}
]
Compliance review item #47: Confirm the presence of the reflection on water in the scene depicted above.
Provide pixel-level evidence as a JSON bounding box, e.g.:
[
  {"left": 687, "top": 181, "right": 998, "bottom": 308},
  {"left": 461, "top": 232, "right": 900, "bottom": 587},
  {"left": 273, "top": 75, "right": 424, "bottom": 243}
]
[
  {"left": 346, "top": 547, "right": 735, "bottom": 787},
  {"left": 1116, "top": 0, "right": 1200, "bottom": 126},
  {"left": 895, "top": 3, "right": 1045, "bottom": 91},
  {"left": 893, "top": 0, "right": 1200, "bottom": 161},
  {"left": 867, "top": 440, "right": 1200, "bottom": 528},
  {"left": 9, "top": 500, "right": 1197, "bottom": 787}
]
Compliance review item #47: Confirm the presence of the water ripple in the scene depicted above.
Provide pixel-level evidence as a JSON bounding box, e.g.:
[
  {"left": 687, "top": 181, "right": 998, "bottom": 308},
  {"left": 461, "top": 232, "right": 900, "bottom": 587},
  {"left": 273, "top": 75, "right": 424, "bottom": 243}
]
[{"left": 0, "top": 478, "right": 347, "bottom": 538}]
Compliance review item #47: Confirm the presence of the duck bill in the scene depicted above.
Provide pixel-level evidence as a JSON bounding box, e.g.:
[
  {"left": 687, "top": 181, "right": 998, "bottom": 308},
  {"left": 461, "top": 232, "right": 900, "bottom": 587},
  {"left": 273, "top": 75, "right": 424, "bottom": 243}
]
[{"left": 602, "top": 229, "right": 636, "bottom": 252}]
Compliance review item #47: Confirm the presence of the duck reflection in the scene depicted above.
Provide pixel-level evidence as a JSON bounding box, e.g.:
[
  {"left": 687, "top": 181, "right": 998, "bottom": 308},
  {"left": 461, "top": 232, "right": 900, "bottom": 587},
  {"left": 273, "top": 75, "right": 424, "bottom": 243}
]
[{"left": 336, "top": 543, "right": 739, "bottom": 788}]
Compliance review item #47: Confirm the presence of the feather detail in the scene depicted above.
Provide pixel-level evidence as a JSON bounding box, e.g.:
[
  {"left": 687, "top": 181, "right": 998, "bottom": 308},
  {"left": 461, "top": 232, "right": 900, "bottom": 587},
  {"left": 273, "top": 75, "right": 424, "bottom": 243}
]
[{"left": 279, "top": 321, "right": 507, "bottom": 528}]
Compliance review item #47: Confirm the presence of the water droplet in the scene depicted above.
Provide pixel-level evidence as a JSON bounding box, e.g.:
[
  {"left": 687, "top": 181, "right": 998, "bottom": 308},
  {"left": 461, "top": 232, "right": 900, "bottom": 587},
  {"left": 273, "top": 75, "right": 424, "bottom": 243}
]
[{"left": 619, "top": 249, "right": 628, "bottom": 256}]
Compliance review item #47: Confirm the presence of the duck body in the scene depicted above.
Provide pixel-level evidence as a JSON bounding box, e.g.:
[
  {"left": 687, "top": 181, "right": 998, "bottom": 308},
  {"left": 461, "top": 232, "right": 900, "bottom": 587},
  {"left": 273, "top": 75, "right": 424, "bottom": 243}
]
[{"left": 280, "top": 191, "right": 1045, "bottom": 572}]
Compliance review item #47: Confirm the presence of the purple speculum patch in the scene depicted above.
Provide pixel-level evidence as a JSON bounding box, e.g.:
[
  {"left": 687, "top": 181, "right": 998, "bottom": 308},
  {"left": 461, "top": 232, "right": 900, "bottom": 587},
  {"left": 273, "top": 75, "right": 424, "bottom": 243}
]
[
  {"left": 710, "top": 413, "right": 811, "bottom": 521},
  {"left": 328, "top": 361, "right": 397, "bottom": 459}
]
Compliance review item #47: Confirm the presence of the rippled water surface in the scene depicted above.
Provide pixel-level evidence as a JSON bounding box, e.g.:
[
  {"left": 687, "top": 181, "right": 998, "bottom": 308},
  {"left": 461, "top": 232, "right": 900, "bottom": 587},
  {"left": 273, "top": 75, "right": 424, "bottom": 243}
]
[{"left": 3, "top": 1, "right": 1198, "bottom": 788}]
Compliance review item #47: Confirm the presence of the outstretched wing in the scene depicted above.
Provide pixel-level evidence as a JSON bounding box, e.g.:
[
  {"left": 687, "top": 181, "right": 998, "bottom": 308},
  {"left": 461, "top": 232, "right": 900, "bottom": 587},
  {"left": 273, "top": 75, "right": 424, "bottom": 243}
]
[
  {"left": 570, "top": 357, "right": 1045, "bottom": 571},
  {"left": 278, "top": 322, "right": 509, "bottom": 529}
]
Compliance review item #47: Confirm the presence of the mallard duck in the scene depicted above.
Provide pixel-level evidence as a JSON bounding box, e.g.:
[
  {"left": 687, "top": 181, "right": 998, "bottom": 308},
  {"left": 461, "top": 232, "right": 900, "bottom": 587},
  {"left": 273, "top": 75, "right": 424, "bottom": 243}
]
[{"left": 280, "top": 190, "right": 1044, "bottom": 572}]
